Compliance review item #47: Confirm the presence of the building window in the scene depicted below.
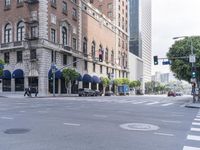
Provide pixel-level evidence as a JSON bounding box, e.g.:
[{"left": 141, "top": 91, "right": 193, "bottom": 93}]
[
  {"left": 30, "top": 49, "right": 36, "bottom": 60},
  {"left": 105, "top": 48, "right": 108, "bottom": 63},
  {"left": 83, "top": 37, "right": 87, "bottom": 54},
  {"left": 4, "top": 52, "right": 9, "bottom": 64},
  {"left": 106, "top": 67, "right": 109, "bottom": 74},
  {"left": 17, "top": 51, "right": 23, "bottom": 63},
  {"left": 17, "top": 21, "right": 25, "bottom": 41},
  {"left": 100, "top": 65, "right": 103, "bottom": 74},
  {"left": 93, "top": 63, "right": 96, "bottom": 72},
  {"left": 4, "top": 23, "right": 12, "bottom": 43},
  {"left": 15, "top": 78, "right": 24, "bottom": 91},
  {"left": 91, "top": 41, "right": 95, "bottom": 59},
  {"left": 72, "top": 0, "right": 77, "bottom": 3},
  {"left": 51, "top": 28, "right": 56, "bottom": 43},
  {"left": 5, "top": 0, "right": 11, "bottom": 6},
  {"left": 62, "top": 27, "right": 67, "bottom": 45},
  {"left": 51, "top": 0, "right": 56, "bottom": 8},
  {"left": 62, "top": 2, "right": 67, "bottom": 14},
  {"left": 84, "top": 61, "right": 88, "bottom": 70},
  {"left": 107, "top": 3, "right": 113, "bottom": 9},
  {"left": 72, "top": 38, "right": 77, "bottom": 50},
  {"left": 17, "top": 0, "right": 23, "bottom": 3},
  {"left": 99, "top": 45, "right": 103, "bottom": 62},
  {"left": 73, "top": 57, "right": 77, "bottom": 67},
  {"left": 51, "top": 51, "right": 56, "bottom": 63},
  {"left": 31, "top": 26, "right": 38, "bottom": 38},
  {"left": 72, "top": 8, "right": 77, "bottom": 20},
  {"left": 63, "top": 54, "right": 67, "bottom": 65},
  {"left": 111, "top": 50, "right": 114, "bottom": 64}
]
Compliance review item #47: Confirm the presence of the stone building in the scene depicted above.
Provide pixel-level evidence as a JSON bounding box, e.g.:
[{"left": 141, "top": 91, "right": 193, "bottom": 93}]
[{"left": 0, "top": 0, "right": 129, "bottom": 96}]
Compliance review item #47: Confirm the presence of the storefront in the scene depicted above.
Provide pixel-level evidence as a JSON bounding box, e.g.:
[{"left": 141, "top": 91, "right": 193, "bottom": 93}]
[{"left": 12, "top": 69, "right": 24, "bottom": 91}]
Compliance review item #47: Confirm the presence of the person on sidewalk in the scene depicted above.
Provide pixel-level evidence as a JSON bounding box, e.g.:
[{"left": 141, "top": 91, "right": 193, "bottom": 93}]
[
  {"left": 35, "top": 87, "right": 38, "bottom": 97},
  {"left": 24, "top": 88, "right": 29, "bottom": 97}
]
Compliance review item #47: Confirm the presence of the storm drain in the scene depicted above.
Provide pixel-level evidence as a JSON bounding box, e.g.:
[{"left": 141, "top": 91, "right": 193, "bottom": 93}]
[
  {"left": 4, "top": 128, "right": 30, "bottom": 134},
  {"left": 120, "top": 123, "right": 159, "bottom": 131}
]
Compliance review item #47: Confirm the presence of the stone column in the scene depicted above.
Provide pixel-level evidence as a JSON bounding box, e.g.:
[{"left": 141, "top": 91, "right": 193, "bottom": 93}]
[
  {"left": 58, "top": 79, "right": 61, "bottom": 94},
  {"left": 0, "top": 79, "right": 2, "bottom": 93},
  {"left": 89, "top": 82, "right": 91, "bottom": 89},
  {"left": 97, "top": 83, "right": 99, "bottom": 90},
  {"left": 24, "top": 76, "right": 29, "bottom": 88},
  {"left": 78, "top": 81, "right": 83, "bottom": 89},
  {"left": 11, "top": 79, "right": 15, "bottom": 92}
]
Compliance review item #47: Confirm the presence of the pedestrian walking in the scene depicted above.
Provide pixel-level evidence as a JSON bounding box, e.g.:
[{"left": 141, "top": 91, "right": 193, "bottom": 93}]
[
  {"left": 24, "top": 88, "right": 29, "bottom": 97},
  {"left": 35, "top": 87, "right": 38, "bottom": 97}
]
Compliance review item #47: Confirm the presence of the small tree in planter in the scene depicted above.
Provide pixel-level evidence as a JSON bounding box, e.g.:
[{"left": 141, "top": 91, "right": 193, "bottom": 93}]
[
  {"left": 0, "top": 59, "right": 4, "bottom": 77},
  {"left": 100, "top": 77, "right": 110, "bottom": 95},
  {"left": 62, "top": 68, "right": 79, "bottom": 94}
]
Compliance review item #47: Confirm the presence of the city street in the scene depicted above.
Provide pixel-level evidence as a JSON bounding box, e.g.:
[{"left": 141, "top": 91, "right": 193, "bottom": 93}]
[{"left": 0, "top": 95, "right": 199, "bottom": 150}]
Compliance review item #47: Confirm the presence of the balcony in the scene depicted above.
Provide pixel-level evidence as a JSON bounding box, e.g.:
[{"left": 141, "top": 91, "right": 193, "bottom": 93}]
[
  {"left": 63, "top": 45, "right": 71, "bottom": 51},
  {"left": 0, "top": 41, "right": 25, "bottom": 50}
]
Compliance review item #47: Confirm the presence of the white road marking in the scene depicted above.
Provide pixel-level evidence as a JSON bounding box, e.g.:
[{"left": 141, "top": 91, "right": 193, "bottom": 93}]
[
  {"left": 194, "top": 118, "right": 200, "bottom": 121},
  {"left": 19, "top": 110, "right": 26, "bottom": 113},
  {"left": 37, "top": 111, "right": 48, "bottom": 113},
  {"left": 146, "top": 102, "right": 160, "bottom": 105},
  {"left": 64, "top": 123, "right": 80, "bottom": 126},
  {"left": 187, "top": 135, "right": 200, "bottom": 141},
  {"left": 191, "top": 128, "right": 200, "bottom": 132},
  {"left": 161, "top": 103, "right": 174, "bottom": 106},
  {"left": 161, "top": 120, "right": 181, "bottom": 124},
  {"left": 196, "top": 116, "right": 200, "bottom": 118},
  {"left": 132, "top": 101, "right": 147, "bottom": 104},
  {"left": 183, "top": 146, "right": 200, "bottom": 150},
  {"left": 1, "top": 117, "right": 14, "bottom": 120},
  {"left": 154, "top": 132, "right": 174, "bottom": 136},
  {"left": 192, "top": 122, "right": 200, "bottom": 126}
]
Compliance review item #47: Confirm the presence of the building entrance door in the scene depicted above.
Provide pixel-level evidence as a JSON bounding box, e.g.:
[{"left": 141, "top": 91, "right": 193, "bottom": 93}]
[{"left": 28, "top": 77, "right": 38, "bottom": 88}]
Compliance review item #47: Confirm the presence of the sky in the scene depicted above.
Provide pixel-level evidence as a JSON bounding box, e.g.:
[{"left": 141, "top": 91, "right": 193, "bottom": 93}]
[{"left": 152, "top": 0, "right": 200, "bottom": 75}]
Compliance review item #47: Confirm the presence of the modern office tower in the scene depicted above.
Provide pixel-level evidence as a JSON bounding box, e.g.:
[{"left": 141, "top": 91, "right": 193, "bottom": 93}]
[{"left": 129, "top": 0, "right": 152, "bottom": 91}]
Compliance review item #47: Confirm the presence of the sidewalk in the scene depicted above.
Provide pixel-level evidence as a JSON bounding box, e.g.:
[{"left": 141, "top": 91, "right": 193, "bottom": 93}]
[{"left": 185, "top": 102, "right": 200, "bottom": 108}]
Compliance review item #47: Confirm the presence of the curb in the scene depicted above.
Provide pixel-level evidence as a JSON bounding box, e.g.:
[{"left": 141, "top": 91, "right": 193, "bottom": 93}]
[{"left": 185, "top": 103, "right": 200, "bottom": 109}]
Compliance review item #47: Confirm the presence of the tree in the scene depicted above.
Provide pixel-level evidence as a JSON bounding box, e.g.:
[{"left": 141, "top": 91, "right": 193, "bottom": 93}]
[
  {"left": 167, "top": 36, "right": 200, "bottom": 82},
  {"left": 100, "top": 77, "right": 110, "bottom": 94},
  {"left": 0, "top": 59, "right": 4, "bottom": 77},
  {"left": 129, "top": 81, "right": 137, "bottom": 88},
  {"left": 62, "top": 68, "right": 79, "bottom": 93}
]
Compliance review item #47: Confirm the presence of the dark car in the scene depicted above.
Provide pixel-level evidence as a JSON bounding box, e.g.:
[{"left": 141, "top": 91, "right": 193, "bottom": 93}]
[
  {"left": 88, "top": 89, "right": 95, "bottom": 96},
  {"left": 94, "top": 90, "right": 102, "bottom": 96},
  {"left": 78, "top": 88, "right": 90, "bottom": 96},
  {"left": 105, "top": 91, "right": 114, "bottom": 96},
  {"left": 167, "top": 91, "right": 176, "bottom": 97}
]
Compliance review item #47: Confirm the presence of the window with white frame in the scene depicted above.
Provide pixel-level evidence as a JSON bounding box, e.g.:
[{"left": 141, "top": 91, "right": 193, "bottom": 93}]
[
  {"left": 4, "top": 23, "right": 12, "bottom": 43},
  {"left": 17, "top": 21, "right": 25, "bottom": 41},
  {"left": 62, "top": 27, "right": 67, "bottom": 45}
]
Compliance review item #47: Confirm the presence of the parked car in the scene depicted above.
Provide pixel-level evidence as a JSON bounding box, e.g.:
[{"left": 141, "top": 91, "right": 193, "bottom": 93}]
[
  {"left": 167, "top": 91, "right": 176, "bottom": 97},
  {"left": 94, "top": 90, "right": 102, "bottom": 96},
  {"left": 105, "top": 91, "right": 114, "bottom": 96},
  {"left": 88, "top": 89, "right": 95, "bottom": 96},
  {"left": 78, "top": 88, "right": 90, "bottom": 96},
  {"left": 176, "top": 92, "right": 183, "bottom": 96}
]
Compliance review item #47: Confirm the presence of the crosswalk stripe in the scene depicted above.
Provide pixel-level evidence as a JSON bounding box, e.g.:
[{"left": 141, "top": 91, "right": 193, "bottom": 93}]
[
  {"left": 132, "top": 101, "right": 147, "bottom": 104},
  {"left": 191, "top": 128, "right": 200, "bottom": 132},
  {"left": 183, "top": 146, "right": 200, "bottom": 150},
  {"left": 194, "top": 118, "right": 200, "bottom": 121},
  {"left": 187, "top": 135, "right": 200, "bottom": 141},
  {"left": 146, "top": 102, "right": 160, "bottom": 105},
  {"left": 161, "top": 103, "right": 174, "bottom": 106},
  {"left": 192, "top": 122, "right": 200, "bottom": 126}
]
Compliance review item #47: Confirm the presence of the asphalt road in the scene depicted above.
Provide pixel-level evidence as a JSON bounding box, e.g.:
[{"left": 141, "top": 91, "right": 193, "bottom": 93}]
[{"left": 0, "top": 95, "right": 199, "bottom": 150}]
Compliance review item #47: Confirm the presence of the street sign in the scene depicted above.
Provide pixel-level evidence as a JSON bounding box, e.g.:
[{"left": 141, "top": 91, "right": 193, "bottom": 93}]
[
  {"left": 189, "top": 55, "right": 196, "bottom": 63},
  {"left": 162, "top": 61, "right": 171, "bottom": 65}
]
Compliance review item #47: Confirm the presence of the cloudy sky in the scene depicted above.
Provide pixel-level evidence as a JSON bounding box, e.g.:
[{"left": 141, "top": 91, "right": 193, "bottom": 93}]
[{"left": 152, "top": 0, "right": 200, "bottom": 75}]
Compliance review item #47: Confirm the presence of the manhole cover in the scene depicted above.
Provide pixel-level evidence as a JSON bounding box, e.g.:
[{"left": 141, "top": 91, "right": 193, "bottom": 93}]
[
  {"left": 120, "top": 123, "right": 159, "bottom": 131},
  {"left": 4, "top": 128, "right": 30, "bottom": 134}
]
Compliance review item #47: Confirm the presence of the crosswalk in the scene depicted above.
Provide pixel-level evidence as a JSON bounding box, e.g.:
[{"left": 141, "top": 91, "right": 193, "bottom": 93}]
[
  {"left": 183, "top": 110, "right": 200, "bottom": 150},
  {"left": 75, "top": 97, "right": 185, "bottom": 107}
]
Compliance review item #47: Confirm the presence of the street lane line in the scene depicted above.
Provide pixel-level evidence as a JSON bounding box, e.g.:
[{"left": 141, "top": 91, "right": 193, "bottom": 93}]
[
  {"left": 191, "top": 128, "right": 200, "bottom": 132},
  {"left": 183, "top": 146, "right": 200, "bottom": 150},
  {"left": 194, "top": 118, "right": 200, "bottom": 121},
  {"left": 93, "top": 114, "right": 107, "bottom": 118},
  {"left": 161, "top": 120, "right": 181, "bottom": 124},
  {"left": 192, "top": 122, "right": 200, "bottom": 126},
  {"left": 132, "top": 101, "right": 147, "bottom": 104},
  {"left": 187, "top": 135, "right": 200, "bottom": 141},
  {"left": 64, "top": 123, "right": 80, "bottom": 126},
  {"left": 1, "top": 117, "right": 13, "bottom": 120},
  {"left": 196, "top": 116, "right": 200, "bottom": 118},
  {"left": 161, "top": 103, "right": 174, "bottom": 106},
  {"left": 146, "top": 102, "right": 160, "bottom": 105},
  {"left": 154, "top": 132, "right": 174, "bottom": 136}
]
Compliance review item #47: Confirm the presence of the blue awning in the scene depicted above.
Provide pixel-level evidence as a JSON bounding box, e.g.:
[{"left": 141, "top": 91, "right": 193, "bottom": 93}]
[
  {"left": 82, "top": 74, "right": 92, "bottom": 83},
  {"left": 0, "top": 70, "right": 11, "bottom": 79},
  {"left": 77, "top": 74, "right": 82, "bottom": 81},
  {"left": 12, "top": 69, "right": 24, "bottom": 78},
  {"left": 48, "top": 69, "right": 62, "bottom": 79},
  {"left": 92, "top": 75, "right": 101, "bottom": 83}
]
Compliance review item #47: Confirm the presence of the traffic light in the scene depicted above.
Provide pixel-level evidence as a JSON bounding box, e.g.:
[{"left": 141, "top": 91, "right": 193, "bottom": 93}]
[
  {"left": 192, "top": 67, "right": 196, "bottom": 78},
  {"left": 153, "top": 56, "right": 158, "bottom": 65}
]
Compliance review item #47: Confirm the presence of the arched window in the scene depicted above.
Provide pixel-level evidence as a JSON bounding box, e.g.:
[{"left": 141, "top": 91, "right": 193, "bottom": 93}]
[
  {"left": 4, "top": 23, "right": 12, "bottom": 43},
  {"left": 99, "top": 44, "right": 103, "bottom": 62},
  {"left": 105, "top": 48, "right": 108, "bottom": 62},
  {"left": 83, "top": 37, "right": 87, "bottom": 54},
  {"left": 62, "top": 27, "right": 67, "bottom": 45},
  {"left": 17, "top": 21, "right": 25, "bottom": 42},
  {"left": 91, "top": 41, "right": 95, "bottom": 58}
]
